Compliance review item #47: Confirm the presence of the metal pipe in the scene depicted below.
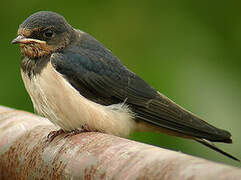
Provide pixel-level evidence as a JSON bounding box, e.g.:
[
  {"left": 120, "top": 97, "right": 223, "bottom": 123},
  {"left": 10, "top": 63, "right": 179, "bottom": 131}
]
[{"left": 0, "top": 106, "right": 240, "bottom": 180}]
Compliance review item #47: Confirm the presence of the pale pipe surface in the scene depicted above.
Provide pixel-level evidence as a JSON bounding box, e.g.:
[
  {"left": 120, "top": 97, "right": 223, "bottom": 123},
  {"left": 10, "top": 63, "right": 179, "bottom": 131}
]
[{"left": 0, "top": 105, "right": 240, "bottom": 180}]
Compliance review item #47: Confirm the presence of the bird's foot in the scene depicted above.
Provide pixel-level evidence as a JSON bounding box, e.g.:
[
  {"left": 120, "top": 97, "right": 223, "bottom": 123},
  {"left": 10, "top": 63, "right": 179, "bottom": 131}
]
[
  {"left": 47, "top": 129, "right": 65, "bottom": 142},
  {"left": 47, "top": 126, "right": 90, "bottom": 141},
  {"left": 64, "top": 125, "right": 90, "bottom": 138}
]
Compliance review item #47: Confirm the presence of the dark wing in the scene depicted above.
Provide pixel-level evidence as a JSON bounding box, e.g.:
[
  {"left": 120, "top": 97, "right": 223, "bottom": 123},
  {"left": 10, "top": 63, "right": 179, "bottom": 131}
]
[{"left": 51, "top": 32, "right": 232, "bottom": 143}]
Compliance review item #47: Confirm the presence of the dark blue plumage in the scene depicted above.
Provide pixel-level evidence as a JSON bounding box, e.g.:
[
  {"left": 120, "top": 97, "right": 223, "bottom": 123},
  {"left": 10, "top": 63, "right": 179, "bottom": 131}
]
[{"left": 20, "top": 11, "right": 71, "bottom": 34}]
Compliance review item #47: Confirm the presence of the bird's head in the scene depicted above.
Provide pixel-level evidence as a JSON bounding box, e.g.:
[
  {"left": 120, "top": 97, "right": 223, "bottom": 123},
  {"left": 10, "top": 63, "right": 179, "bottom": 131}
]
[{"left": 12, "top": 11, "right": 74, "bottom": 59}]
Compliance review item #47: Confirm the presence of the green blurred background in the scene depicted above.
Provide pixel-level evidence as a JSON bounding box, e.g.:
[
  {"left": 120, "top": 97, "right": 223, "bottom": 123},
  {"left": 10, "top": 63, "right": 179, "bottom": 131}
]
[{"left": 1, "top": 0, "right": 241, "bottom": 167}]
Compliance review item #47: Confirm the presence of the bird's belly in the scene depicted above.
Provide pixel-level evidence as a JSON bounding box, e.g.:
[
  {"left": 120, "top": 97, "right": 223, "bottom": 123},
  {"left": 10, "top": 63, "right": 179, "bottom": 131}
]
[{"left": 20, "top": 62, "right": 135, "bottom": 137}]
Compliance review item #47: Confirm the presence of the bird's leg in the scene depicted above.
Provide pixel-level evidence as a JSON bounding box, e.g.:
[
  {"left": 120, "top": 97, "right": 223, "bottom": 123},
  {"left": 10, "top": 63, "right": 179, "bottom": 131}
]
[
  {"left": 63, "top": 125, "right": 91, "bottom": 138},
  {"left": 47, "top": 129, "right": 65, "bottom": 141},
  {"left": 47, "top": 125, "right": 92, "bottom": 141}
]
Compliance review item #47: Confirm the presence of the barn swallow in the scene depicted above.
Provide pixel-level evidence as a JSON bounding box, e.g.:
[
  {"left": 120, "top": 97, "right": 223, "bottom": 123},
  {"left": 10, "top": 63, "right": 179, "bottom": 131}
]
[{"left": 12, "top": 11, "right": 239, "bottom": 161}]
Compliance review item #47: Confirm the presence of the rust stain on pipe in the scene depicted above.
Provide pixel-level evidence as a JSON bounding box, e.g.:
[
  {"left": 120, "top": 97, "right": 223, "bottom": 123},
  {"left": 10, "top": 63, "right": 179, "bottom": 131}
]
[{"left": 0, "top": 106, "right": 241, "bottom": 180}]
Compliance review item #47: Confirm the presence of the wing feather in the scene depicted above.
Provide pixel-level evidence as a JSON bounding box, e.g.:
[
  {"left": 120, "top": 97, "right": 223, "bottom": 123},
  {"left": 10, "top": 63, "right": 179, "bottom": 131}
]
[{"left": 50, "top": 32, "right": 232, "bottom": 143}]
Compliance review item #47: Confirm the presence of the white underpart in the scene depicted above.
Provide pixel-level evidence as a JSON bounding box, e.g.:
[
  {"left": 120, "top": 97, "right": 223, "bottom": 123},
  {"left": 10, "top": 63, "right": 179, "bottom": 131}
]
[{"left": 21, "top": 61, "right": 136, "bottom": 137}]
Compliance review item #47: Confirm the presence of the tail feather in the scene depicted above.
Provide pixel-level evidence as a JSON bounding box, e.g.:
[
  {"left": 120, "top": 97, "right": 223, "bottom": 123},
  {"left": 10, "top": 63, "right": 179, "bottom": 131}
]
[{"left": 196, "top": 138, "right": 240, "bottom": 162}]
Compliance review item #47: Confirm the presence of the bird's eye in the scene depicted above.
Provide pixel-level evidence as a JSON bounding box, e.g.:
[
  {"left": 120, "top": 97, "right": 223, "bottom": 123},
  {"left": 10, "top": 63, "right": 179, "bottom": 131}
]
[{"left": 44, "top": 30, "right": 53, "bottom": 38}]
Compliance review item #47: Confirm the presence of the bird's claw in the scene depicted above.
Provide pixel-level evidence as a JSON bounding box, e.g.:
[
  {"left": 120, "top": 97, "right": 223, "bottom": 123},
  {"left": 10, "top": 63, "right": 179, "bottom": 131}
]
[
  {"left": 63, "top": 125, "right": 90, "bottom": 138},
  {"left": 47, "top": 125, "right": 90, "bottom": 141},
  {"left": 47, "top": 129, "right": 65, "bottom": 142}
]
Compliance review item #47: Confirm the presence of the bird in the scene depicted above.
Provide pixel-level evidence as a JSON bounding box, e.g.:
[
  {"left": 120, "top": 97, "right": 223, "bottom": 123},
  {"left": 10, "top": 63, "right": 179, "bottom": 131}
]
[{"left": 12, "top": 11, "right": 239, "bottom": 161}]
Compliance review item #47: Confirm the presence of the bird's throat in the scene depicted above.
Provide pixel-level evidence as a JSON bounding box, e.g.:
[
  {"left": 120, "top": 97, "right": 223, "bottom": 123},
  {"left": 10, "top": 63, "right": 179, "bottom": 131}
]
[
  {"left": 20, "top": 43, "right": 51, "bottom": 59},
  {"left": 20, "top": 55, "right": 50, "bottom": 77}
]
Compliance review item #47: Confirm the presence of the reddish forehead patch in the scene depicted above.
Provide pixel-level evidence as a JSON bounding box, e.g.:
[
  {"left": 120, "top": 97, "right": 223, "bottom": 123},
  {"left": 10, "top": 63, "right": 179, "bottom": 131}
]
[{"left": 18, "top": 28, "right": 40, "bottom": 37}]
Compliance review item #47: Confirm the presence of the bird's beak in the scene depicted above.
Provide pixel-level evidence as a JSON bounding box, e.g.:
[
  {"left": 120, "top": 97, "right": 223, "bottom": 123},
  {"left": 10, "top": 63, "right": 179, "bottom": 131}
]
[
  {"left": 12, "top": 35, "right": 25, "bottom": 44},
  {"left": 11, "top": 35, "right": 45, "bottom": 44}
]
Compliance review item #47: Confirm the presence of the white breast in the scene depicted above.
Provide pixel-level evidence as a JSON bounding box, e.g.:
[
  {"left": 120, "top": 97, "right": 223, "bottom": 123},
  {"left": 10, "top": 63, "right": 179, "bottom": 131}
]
[{"left": 21, "top": 60, "right": 136, "bottom": 137}]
